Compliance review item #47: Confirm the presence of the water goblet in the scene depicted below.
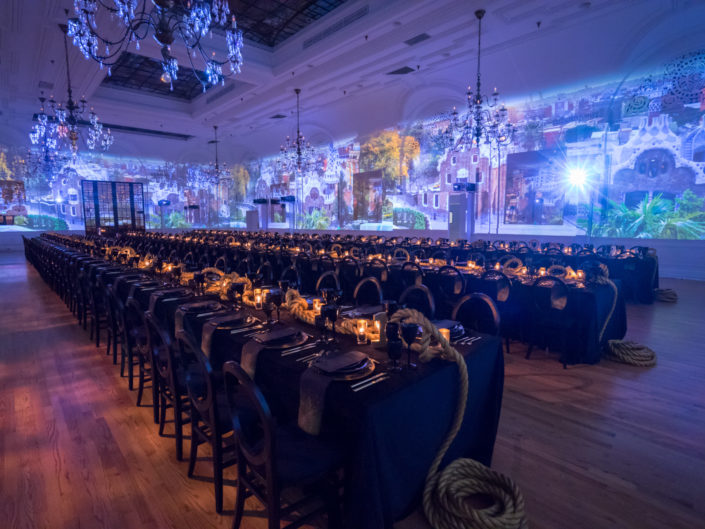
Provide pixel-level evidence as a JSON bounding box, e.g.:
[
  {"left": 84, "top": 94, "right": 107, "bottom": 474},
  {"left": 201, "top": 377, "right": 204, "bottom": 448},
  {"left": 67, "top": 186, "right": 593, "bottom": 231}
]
[
  {"left": 321, "top": 303, "right": 339, "bottom": 342},
  {"left": 401, "top": 322, "right": 419, "bottom": 369},
  {"left": 269, "top": 289, "right": 283, "bottom": 323},
  {"left": 385, "top": 322, "right": 402, "bottom": 372}
]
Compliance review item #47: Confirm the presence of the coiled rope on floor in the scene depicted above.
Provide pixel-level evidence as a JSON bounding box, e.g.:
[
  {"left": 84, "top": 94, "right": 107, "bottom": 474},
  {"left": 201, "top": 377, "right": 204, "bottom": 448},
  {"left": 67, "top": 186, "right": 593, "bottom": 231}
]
[
  {"left": 654, "top": 288, "right": 678, "bottom": 303},
  {"left": 592, "top": 274, "right": 657, "bottom": 367},
  {"left": 389, "top": 309, "right": 527, "bottom": 529}
]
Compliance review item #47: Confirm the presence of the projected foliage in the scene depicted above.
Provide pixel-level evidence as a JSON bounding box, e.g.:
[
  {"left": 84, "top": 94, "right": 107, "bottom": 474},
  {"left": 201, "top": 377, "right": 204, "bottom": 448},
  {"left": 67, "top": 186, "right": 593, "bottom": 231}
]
[{"left": 2, "top": 50, "right": 705, "bottom": 239}]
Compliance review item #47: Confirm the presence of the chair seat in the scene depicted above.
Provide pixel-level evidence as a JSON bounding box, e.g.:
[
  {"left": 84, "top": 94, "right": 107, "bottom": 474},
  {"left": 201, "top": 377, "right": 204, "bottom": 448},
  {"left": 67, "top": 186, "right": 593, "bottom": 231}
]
[{"left": 275, "top": 425, "right": 342, "bottom": 486}]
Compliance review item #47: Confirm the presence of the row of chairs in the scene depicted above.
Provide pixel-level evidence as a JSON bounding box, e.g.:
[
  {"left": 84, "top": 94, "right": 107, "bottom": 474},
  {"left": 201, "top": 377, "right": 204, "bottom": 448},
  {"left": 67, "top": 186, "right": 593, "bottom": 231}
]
[{"left": 24, "top": 236, "right": 345, "bottom": 529}]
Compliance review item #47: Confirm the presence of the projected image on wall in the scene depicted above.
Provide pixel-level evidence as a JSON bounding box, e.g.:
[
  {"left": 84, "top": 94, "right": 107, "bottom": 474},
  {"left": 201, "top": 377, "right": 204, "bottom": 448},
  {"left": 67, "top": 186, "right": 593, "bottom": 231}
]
[{"left": 3, "top": 49, "right": 705, "bottom": 238}]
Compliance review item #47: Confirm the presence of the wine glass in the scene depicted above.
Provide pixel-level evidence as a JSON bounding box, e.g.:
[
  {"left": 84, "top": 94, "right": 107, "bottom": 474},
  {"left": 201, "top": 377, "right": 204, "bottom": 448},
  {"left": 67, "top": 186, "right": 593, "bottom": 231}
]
[
  {"left": 269, "top": 289, "right": 283, "bottom": 323},
  {"left": 386, "top": 321, "right": 402, "bottom": 371},
  {"left": 401, "top": 322, "right": 419, "bottom": 369},
  {"left": 262, "top": 301, "right": 275, "bottom": 325},
  {"left": 193, "top": 272, "right": 205, "bottom": 294},
  {"left": 321, "top": 303, "right": 339, "bottom": 343},
  {"left": 230, "top": 281, "right": 246, "bottom": 307},
  {"left": 314, "top": 314, "right": 327, "bottom": 344},
  {"left": 278, "top": 279, "right": 290, "bottom": 297}
]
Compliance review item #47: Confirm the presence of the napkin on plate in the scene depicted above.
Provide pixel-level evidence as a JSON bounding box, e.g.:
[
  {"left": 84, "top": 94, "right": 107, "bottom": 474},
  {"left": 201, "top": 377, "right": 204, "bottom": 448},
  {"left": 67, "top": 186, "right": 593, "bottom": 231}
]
[{"left": 253, "top": 326, "right": 297, "bottom": 344}]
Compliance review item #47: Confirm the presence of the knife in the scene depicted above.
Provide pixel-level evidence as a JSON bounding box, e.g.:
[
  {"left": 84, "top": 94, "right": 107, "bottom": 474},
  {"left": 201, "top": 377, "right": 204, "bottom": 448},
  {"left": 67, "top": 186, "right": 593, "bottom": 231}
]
[{"left": 353, "top": 374, "right": 390, "bottom": 392}]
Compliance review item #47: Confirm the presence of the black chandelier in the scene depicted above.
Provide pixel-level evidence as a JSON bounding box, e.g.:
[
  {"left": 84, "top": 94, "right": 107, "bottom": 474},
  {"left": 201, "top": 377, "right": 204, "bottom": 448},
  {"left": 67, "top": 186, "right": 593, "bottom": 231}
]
[
  {"left": 279, "top": 88, "right": 316, "bottom": 174},
  {"left": 29, "top": 23, "right": 113, "bottom": 160}
]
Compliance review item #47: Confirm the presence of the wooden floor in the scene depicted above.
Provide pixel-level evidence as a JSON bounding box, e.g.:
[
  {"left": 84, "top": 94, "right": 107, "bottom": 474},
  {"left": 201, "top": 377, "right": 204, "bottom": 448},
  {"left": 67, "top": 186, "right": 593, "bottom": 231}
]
[{"left": 1, "top": 253, "right": 704, "bottom": 529}]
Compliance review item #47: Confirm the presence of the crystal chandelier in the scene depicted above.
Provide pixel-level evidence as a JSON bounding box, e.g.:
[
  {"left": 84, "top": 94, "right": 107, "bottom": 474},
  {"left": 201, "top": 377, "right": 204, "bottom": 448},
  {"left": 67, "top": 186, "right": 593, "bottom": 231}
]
[
  {"left": 29, "top": 24, "right": 114, "bottom": 160},
  {"left": 440, "top": 9, "right": 514, "bottom": 151},
  {"left": 279, "top": 88, "right": 316, "bottom": 174},
  {"left": 67, "top": 0, "right": 244, "bottom": 92}
]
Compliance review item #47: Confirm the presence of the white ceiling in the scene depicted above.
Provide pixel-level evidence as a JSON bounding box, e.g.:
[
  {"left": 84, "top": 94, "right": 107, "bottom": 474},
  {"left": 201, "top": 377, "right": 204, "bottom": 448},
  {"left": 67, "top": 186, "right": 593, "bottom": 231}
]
[{"left": 1, "top": 0, "right": 705, "bottom": 165}]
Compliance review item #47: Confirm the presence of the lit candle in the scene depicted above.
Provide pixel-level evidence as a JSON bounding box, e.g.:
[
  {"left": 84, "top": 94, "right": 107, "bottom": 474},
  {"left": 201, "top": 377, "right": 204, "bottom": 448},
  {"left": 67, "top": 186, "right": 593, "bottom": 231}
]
[
  {"left": 356, "top": 319, "right": 368, "bottom": 345},
  {"left": 469, "top": 260, "right": 476, "bottom": 268},
  {"left": 254, "top": 294, "right": 263, "bottom": 309},
  {"left": 439, "top": 328, "right": 450, "bottom": 343},
  {"left": 577, "top": 269, "right": 585, "bottom": 280},
  {"left": 371, "top": 320, "right": 381, "bottom": 343},
  {"left": 312, "top": 298, "right": 322, "bottom": 314},
  {"left": 494, "top": 262, "right": 501, "bottom": 270},
  {"left": 539, "top": 267, "right": 547, "bottom": 276}
]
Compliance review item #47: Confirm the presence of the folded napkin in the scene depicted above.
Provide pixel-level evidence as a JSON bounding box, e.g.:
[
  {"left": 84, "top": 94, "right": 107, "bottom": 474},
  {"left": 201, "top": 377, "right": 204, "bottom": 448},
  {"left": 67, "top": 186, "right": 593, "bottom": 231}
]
[
  {"left": 311, "top": 349, "right": 368, "bottom": 374},
  {"left": 253, "top": 326, "right": 297, "bottom": 344},
  {"left": 200, "top": 310, "right": 248, "bottom": 358},
  {"left": 298, "top": 350, "right": 369, "bottom": 436},
  {"left": 343, "top": 305, "right": 384, "bottom": 318},
  {"left": 298, "top": 368, "right": 333, "bottom": 436},
  {"left": 241, "top": 325, "right": 298, "bottom": 378}
]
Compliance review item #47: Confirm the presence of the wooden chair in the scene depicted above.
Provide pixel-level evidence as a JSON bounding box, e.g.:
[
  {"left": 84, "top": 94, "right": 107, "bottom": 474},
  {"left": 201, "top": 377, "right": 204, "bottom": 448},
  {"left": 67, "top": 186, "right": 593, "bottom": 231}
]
[
  {"left": 452, "top": 292, "right": 501, "bottom": 337},
  {"left": 223, "top": 361, "right": 343, "bottom": 529}
]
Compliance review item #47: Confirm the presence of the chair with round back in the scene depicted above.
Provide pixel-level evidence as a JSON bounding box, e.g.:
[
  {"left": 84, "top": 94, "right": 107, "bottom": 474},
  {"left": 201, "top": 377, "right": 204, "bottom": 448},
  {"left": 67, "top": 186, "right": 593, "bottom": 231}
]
[
  {"left": 469, "top": 252, "right": 486, "bottom": 268},
  {"left": 400, "top": 261, "right": 423, "bottom": 289},
  {"left": 340, "top": 256, "right": 361, "bottom": 303},
  {"left": 527, "top": 276, "right": 573, "bottom": 368},
  {"left": 279, "top": 266, "right": 300, "bottom": 291},
  {"left": 222, "top": 361, "right": 343, "bottom": 529},
  {"left": 363, "top": 258, "right": 390, "bottom": 296},
  {"left": 480, "top": 270, "right": 519, "bottom": 353},
  {"left": 451, "top": 293, "right": 500, "bottom": 337},
  {"left": 399, "top": 284, "right": 436, "bottom": 320},
  {"left": 316, "top": 270, "right": 341, "bottom": 294},
  {"left": 436, "top": 265, "right": 467, "bottom": 319},
  {"left": 393, "top": 247, "right": 410, "bottom": 261},
  {"left": 180, "top": 337, "right": 236, "bottom": 513},
  {"left": 353, "top": 276, "right": 383, "bottom": 306},
  {"left": 257, "top": 261, "right": 275, "bottom": 286}
]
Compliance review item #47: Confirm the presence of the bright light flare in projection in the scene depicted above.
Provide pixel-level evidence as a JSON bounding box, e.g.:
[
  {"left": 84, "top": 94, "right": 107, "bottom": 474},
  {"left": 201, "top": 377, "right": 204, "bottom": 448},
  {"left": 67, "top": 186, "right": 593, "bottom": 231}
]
[{"left": 567, "top": 167, "right": 588, "bottom": 189}]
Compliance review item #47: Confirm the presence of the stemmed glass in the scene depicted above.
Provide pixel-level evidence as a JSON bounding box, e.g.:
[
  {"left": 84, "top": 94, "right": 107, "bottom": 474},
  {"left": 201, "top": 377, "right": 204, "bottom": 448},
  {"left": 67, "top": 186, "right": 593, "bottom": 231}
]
[
  {"left": 278, "top": 279, "right": 290, "bottom": 297},
  {"left": 269, "top": 288, "right": 283, "bottom": 323},
  {"left": 321, "top": 303, "right": 339, "bottom": 344},
  {"left": 401, "top": 322, "right": 419, "bottom": 369},
  {"left": 386, "top": 321, "right": 402, "bottom": 371},
  {"left": 262, "top": 299, "right": 275, "bottom": 325},
  {"left": 193, "top": 272, "right": 205, "bottom": 294}
]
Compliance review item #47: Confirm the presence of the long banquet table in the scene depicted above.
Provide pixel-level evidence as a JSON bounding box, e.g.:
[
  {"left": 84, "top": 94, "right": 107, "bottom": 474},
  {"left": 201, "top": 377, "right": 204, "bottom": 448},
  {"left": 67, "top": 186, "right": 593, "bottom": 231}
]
[{"left": 126, "top": 279, "right": 505, "bottom": 529}]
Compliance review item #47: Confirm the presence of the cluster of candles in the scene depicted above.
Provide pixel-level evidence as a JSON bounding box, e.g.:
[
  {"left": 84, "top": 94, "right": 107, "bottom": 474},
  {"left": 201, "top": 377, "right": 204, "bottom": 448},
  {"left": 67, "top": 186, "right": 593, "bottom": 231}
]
[{"left": 253, "top": 287, "right": 270, "bottom": 309}]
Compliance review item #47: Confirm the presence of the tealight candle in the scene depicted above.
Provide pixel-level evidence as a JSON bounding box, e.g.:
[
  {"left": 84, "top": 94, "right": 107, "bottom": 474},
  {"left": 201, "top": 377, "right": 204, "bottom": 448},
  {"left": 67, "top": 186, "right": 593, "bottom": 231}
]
[
  {"left": 312, "top": 298, "right": 322, "bottom": 314},
  {"left": 356, "top": 319, "right": 368, "bottom": 345},
  {"left": 254, "top": 293, "right": 263, "bottom": 310},
  {"left": 577, "top": 269, "right": 585, "bottom": 280},
  {"left": 439, "top": 328, "right": 451, "bottom": 343},
  {"left": 494, "top": 262, "right": 501, "bottom": 271},
  {"left": 539, "top": 267, "right": 547, "bottom": 276},
  {"left": 469, "top": 260, "right": 476, "bottom": 268}
]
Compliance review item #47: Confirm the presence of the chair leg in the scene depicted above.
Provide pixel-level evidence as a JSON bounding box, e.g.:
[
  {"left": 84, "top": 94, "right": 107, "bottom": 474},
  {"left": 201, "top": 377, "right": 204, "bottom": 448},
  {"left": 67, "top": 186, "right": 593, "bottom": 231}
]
[
  {"left": 267, "top": 499, "right": 281, "bottom": 529},
  {"left": 214, "top": 441, "right": 224, "bottom": 513},
  {"left": 525, "top": 342, "right": 533, "bottom": 359},
  {"left": 95, "top": 321, "right": 101, "bottom": 348},
  {"left": 127, "top": 346, "right": 135, "bottom": 390},
  {"left": 136, "top": 360, "right": 145, "bottom": 406},
  {"left": 504, "top": 336, "right": 511, "bottom": 355},
  {"left": 159, "top": 394, "right": 167, "bottom": 436},
  {"left": 232, "top": 468, "right": 246, "bottom": 529},
  {"left": 188, "top": 427, "right": 199, "bottom": 478},
  {"left": 151, "top": 374, "right": 160, "bottom": 424},
  {"left": 174, "top": 398, "right": 184, "bottom": 461}
]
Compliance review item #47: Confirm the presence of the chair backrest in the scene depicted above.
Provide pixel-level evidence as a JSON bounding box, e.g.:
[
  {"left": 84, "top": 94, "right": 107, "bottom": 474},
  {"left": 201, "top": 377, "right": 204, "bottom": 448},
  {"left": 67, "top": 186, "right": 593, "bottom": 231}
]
[
  {"left": 279, "top": 266, "right": 300, "bottom": 289},
  {"left": 317, "top": 254, "right": 336, "bottom": 273},
  {"left": 438, "top": 265, "right": 466, "bottom": 297},
  {"left": 257, "top": 261, "right": 275, "bottom": 284},
  {"left": 480, "top": 270, "right": 512, "bottom": 303},
  {"left": 363, "top": 258, "right": 389, "bottom": 283},
  {"left": 316, "top": 270, "right": 341, "bottom": 293},
  {"left": 353, "top": 277, "right": 383, "bottom": 306},
  {"left": 399, "top": 284, "right": 435, "bottom": 319},
  {"left": 532, "top": 276, "right": 569, "bottom": 314},
  {"left": 451, "top": 293, "right": 500, "bottom": 336},
  {"left": 214, "top": 255, "right": 227, "bottom": 272},
  {"left": 469, "top": 252, "right": 485, "bottom": 267},
  {"left": 223, "top": 361, "right": 276, "bottom": 471},
  {"left": 400, "top": 261, "right": 423, "bottom": 288},
  {"left": 393, "top": 248, "right": 410, "bottom": 261}
]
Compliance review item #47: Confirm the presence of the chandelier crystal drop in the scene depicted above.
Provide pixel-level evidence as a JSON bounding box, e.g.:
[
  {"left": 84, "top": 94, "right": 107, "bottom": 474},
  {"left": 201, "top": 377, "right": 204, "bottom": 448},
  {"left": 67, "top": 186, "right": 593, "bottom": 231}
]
[
  {"left": 67, "top": 0, "right": 244, "bottom": 92},
  {"left": 279, "top": 88, "right": 316, "bottom": 175},
  {"left": 29, "top": 24, "right": 113, "bottom": 160}
]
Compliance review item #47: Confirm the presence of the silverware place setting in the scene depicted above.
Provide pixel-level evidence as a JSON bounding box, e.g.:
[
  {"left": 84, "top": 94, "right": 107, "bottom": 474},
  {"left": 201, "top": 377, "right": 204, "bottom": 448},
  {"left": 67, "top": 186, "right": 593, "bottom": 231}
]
[{"left": 351, "top": 372, "right": 390, "bottom": 392}]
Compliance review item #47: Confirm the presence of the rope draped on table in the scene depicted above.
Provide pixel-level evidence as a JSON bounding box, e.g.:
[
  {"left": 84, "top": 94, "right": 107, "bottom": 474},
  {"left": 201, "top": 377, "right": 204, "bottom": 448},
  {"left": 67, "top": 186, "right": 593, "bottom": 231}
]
[
  {"left": 283, "top": 289, "right": 358, "bottom": 335},
  {"left": 592, "top": 271, "right": 657, "bottom": 367},
  {"left": 389, "top": 308, "right": 528, "bottom": 529}
]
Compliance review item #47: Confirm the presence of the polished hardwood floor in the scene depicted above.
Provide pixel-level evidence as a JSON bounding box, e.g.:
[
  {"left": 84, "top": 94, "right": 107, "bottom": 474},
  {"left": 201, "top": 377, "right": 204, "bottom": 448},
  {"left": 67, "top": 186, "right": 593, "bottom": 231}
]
[{"left": 1, "top": 252, "right": 703, "bottom": 529}]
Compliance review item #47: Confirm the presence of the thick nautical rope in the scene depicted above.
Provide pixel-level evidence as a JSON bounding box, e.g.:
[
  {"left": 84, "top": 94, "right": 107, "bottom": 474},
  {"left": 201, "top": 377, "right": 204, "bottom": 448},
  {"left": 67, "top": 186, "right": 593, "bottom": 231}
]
[
  {"left": 283, "top": 289, "right": 357, "bottom": 335},
  {"left": 389, "top": 308, "right": 527, "bottom": 529},
  {"left": 654, "top": 288, "right": 678, "bottom": 303},
  {"left": 592, "top": 274, "right": 657, "bottom": 367}
]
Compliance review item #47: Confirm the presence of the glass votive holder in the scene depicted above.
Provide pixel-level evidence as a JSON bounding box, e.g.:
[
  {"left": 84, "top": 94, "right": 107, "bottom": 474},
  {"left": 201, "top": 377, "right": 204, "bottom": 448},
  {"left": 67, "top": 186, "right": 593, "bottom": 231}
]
[
  {"left": 539, "top": 267, "right": 547, "bottom": 276},
  {"left": 439, "top": 328, "right": 451, "bottom": 344},
  {"left": 254, "top": 293, "right": 263, "bottom": 310},
  {"left": 312, "top": 298, "right": 322, "bottom": 315},
  {"left": 494, "top": 262, "right": 501, "bottom": 271},
  {"left": 356, "top": 319, "right": 368, "bottom": 345},
  {"left": 577, "top": 269, "right": 585, "bottom": 280},
  {"left": 371, "top": 320, "right": 382, "bottom": 343}
]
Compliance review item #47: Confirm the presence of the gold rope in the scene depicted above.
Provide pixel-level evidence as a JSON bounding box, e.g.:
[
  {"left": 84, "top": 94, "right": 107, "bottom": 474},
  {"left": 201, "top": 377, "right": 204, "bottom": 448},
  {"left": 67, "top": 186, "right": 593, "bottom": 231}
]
[
  {"left": 592, "top": 274, "right": 657, "bottom": 367},
  {"left": 389, "top": 308, "right": 527, "bottom": 529}
]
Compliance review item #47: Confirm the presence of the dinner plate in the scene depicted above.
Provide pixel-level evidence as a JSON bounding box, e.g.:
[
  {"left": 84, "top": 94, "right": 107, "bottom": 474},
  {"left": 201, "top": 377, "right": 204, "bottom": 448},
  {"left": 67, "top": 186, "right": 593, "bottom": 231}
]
[
  {"left": 313, "top": 357, "right": 375, "bottom": 381},
  {"left": 254, "top": 330, "right": 309, "bottom": 350}
]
